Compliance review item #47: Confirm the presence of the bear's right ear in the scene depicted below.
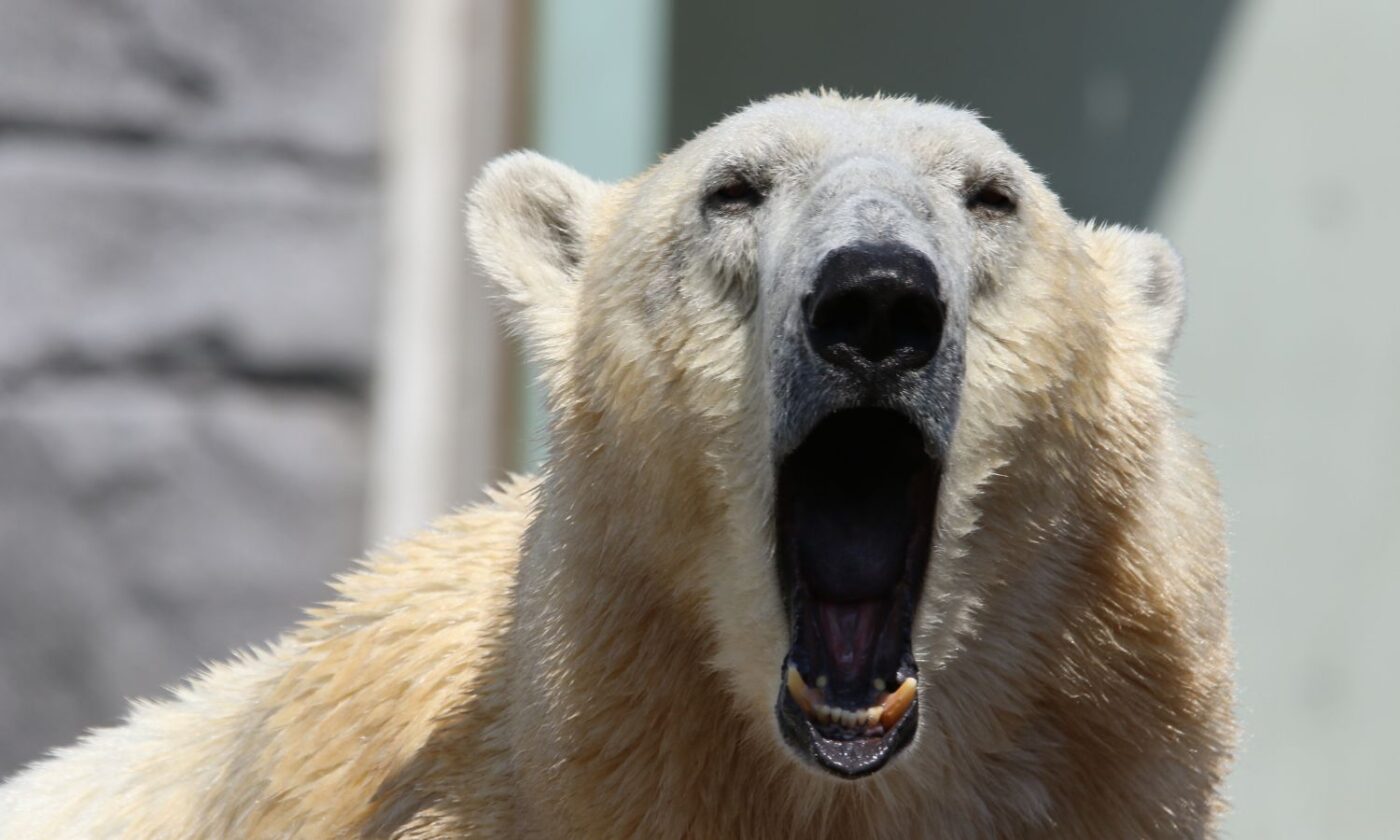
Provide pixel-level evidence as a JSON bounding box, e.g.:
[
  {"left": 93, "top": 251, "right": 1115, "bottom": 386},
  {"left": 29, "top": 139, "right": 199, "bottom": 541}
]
[
  {"left": 466, "top": 151, "right": 603, "bottom": 369},
  {"left": 1080, "top": 223, "right": 1187, "bottom": 362}
]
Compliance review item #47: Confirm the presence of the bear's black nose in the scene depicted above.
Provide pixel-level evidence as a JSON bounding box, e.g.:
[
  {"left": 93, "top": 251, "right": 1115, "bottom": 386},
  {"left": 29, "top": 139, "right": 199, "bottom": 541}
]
[{"left": 806, "top": 242, "right": 943, "bottom": 376}]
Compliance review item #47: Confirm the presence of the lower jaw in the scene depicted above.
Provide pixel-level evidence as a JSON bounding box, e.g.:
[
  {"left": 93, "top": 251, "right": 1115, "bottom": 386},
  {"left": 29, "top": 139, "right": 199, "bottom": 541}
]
[
  {"left": 776, "top": 663, "right": 919, "bottom": 778},
  {"left": 775, "top": 592, "right": 923, "bottom": 777}
]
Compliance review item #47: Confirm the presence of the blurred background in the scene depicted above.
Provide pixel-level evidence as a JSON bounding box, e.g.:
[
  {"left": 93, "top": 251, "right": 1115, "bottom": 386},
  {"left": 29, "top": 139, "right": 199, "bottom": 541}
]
[{"left": 0, "top": 0, "right": 1395, "bottom": 835}]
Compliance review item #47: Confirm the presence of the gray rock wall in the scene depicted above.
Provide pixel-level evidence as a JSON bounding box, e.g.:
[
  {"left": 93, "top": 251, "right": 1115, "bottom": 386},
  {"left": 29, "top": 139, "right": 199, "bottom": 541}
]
[{"left": 0, "top": 0, "right": 382, "bottom": 776}]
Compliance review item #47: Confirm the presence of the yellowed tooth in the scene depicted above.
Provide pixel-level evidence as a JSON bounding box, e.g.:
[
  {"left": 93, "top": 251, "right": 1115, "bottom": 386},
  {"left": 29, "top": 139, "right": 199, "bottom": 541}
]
[
  {"left": 879, "top": 677, "right": 917, "bottom": 730},
  {"left": 816, "top": 704, "right": 833, "bottom": 724},
  {"left": 786, "top": 666, "right": 814, "bottom": 715},
  {"left": 866, "top": 706, "right": 883, "bottom": 727}
]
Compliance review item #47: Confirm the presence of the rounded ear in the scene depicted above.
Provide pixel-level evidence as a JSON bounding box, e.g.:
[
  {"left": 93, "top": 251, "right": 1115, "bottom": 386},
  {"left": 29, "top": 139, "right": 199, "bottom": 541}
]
[
  {"left": 1081, "top": 223, "right": 1187, "bottom": 361},
  {"left": 466, "top": 151, "right": 604, "bottom": 370}
]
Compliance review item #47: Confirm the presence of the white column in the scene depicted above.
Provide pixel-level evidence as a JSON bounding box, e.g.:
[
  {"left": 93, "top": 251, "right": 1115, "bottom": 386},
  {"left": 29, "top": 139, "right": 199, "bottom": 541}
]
[{"left": 370, "top": 0, "right": 522, "bottom": 542}]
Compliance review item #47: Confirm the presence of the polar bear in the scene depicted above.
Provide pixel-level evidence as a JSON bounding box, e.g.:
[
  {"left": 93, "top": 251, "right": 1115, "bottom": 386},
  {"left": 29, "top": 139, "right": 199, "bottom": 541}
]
[{"left": 0, "top": 92, "right": 1234, "bottom": 838}]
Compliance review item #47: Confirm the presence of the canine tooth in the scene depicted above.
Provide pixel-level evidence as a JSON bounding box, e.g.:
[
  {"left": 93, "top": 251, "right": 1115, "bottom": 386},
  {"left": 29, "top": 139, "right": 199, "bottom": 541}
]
[
  {"left": 879, "top": 677, "right": 918, "bottom": 730},
  {"left": 786, "top": 666, "right": 814, "bottom": 714},
  {"left": 873, "top": 678, "right": 886, "bottom": 692}
]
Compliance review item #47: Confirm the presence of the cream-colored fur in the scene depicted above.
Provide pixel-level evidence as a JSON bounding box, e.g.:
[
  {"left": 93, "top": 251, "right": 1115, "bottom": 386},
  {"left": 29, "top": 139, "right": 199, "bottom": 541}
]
[{"left": 0, "top": 93, "right": 1234, "bottom": 838}]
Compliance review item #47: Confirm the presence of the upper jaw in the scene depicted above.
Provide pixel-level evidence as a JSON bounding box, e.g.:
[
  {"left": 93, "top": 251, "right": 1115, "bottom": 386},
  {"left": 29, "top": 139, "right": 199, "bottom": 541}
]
[{"left": 769, "top": 328, "right": 964, "bottom": 469}]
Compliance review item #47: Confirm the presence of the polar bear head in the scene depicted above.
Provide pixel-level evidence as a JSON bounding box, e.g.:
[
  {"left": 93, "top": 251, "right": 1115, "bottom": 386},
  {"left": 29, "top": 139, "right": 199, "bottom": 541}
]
[{"left": 468, "top": 93, "right": 1186, "bottom": 781}]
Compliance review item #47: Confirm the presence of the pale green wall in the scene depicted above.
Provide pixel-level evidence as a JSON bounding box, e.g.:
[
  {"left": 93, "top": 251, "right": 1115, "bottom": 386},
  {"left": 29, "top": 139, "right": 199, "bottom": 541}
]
[{"left": 532, "top": 0, "right": 669, "bottom": 182}]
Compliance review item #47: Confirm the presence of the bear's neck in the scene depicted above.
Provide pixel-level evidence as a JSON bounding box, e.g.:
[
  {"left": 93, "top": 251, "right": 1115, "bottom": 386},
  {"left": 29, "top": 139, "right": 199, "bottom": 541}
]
[{"left": 524, "top": 420, "right": 1073, "bottom": 837}]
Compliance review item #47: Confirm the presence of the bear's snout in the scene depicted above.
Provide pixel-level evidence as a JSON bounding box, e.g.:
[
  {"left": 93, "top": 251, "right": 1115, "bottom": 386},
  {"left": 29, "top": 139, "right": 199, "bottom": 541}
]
[{"left": 804, "top": 242, "right": 944, "bottom": 380}]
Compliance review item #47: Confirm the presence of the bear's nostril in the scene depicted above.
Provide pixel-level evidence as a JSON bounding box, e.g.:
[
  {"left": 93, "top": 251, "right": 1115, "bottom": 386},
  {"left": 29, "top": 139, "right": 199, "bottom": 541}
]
[
  {"left": 889, "top": 292, "right": 942, "bottom": 366},
  {"left": 811, "top": 289, "right": 872, "bottom": 352},
  {"left": 806, "top": 243, "right": 942, "bottom": 375}
]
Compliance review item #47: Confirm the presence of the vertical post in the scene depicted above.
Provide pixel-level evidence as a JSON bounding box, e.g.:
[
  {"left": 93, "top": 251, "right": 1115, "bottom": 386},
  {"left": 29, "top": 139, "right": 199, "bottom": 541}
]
[{"left": 370, "top": 0, "right": 524, "bottom": 542}]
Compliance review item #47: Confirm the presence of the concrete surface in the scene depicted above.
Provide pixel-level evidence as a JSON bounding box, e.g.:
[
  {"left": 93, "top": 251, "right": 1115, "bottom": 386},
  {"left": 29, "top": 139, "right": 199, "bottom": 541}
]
[{"left": 0, "top": 0, "right": 382, "bottom": 776}]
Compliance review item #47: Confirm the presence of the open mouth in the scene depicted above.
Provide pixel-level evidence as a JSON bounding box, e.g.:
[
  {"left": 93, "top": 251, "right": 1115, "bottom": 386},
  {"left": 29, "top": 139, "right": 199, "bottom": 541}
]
[{"left": 774, "top": 407, "right": 937, "bottom": 778}]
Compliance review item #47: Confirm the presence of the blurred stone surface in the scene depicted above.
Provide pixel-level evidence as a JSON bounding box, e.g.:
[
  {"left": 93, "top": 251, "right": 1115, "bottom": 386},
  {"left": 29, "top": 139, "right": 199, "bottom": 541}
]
[
  {"left": 0, "top": 1, "right": 379, "bottom": 777},
  {"left": 0, "top": 144, "right": 378, "bottom": 378},
  {"left": 0, "top": 0, "right": 382, "bottom": 157},
  {"left": 0, "top": 381, "right": 366, "bottom": 771}
]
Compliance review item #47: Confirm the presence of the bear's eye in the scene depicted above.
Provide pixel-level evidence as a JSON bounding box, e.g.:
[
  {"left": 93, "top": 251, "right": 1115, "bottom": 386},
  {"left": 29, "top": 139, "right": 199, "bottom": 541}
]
[
  {"left": 966, "top": 183, "right": 1017, "bottom": 216},
  {"left": 706, "top": 176, "right": 764, "bottom": 212}
]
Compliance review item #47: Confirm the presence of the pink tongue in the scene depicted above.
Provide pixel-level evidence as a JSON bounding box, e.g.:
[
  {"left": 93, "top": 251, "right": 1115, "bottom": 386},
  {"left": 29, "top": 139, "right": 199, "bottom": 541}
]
[{"left": 816, "top": 601, "right": 884, "bottom": 682}]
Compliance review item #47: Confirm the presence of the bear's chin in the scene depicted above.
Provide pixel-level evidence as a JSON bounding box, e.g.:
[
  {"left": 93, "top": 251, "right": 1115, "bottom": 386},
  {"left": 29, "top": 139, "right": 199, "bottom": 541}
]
[{"left": 772, "top": 407, "right": 936, "bottom": 778}]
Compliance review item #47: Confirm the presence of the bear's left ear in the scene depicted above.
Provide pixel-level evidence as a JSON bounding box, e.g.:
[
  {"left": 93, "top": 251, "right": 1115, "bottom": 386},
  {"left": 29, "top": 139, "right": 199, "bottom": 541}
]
[
  {"left": 1080, "top": 223, "right": 1187, "bottom": 361},
  {"left": 466, "top": 151, "right": 604, "bottom": 370}
]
